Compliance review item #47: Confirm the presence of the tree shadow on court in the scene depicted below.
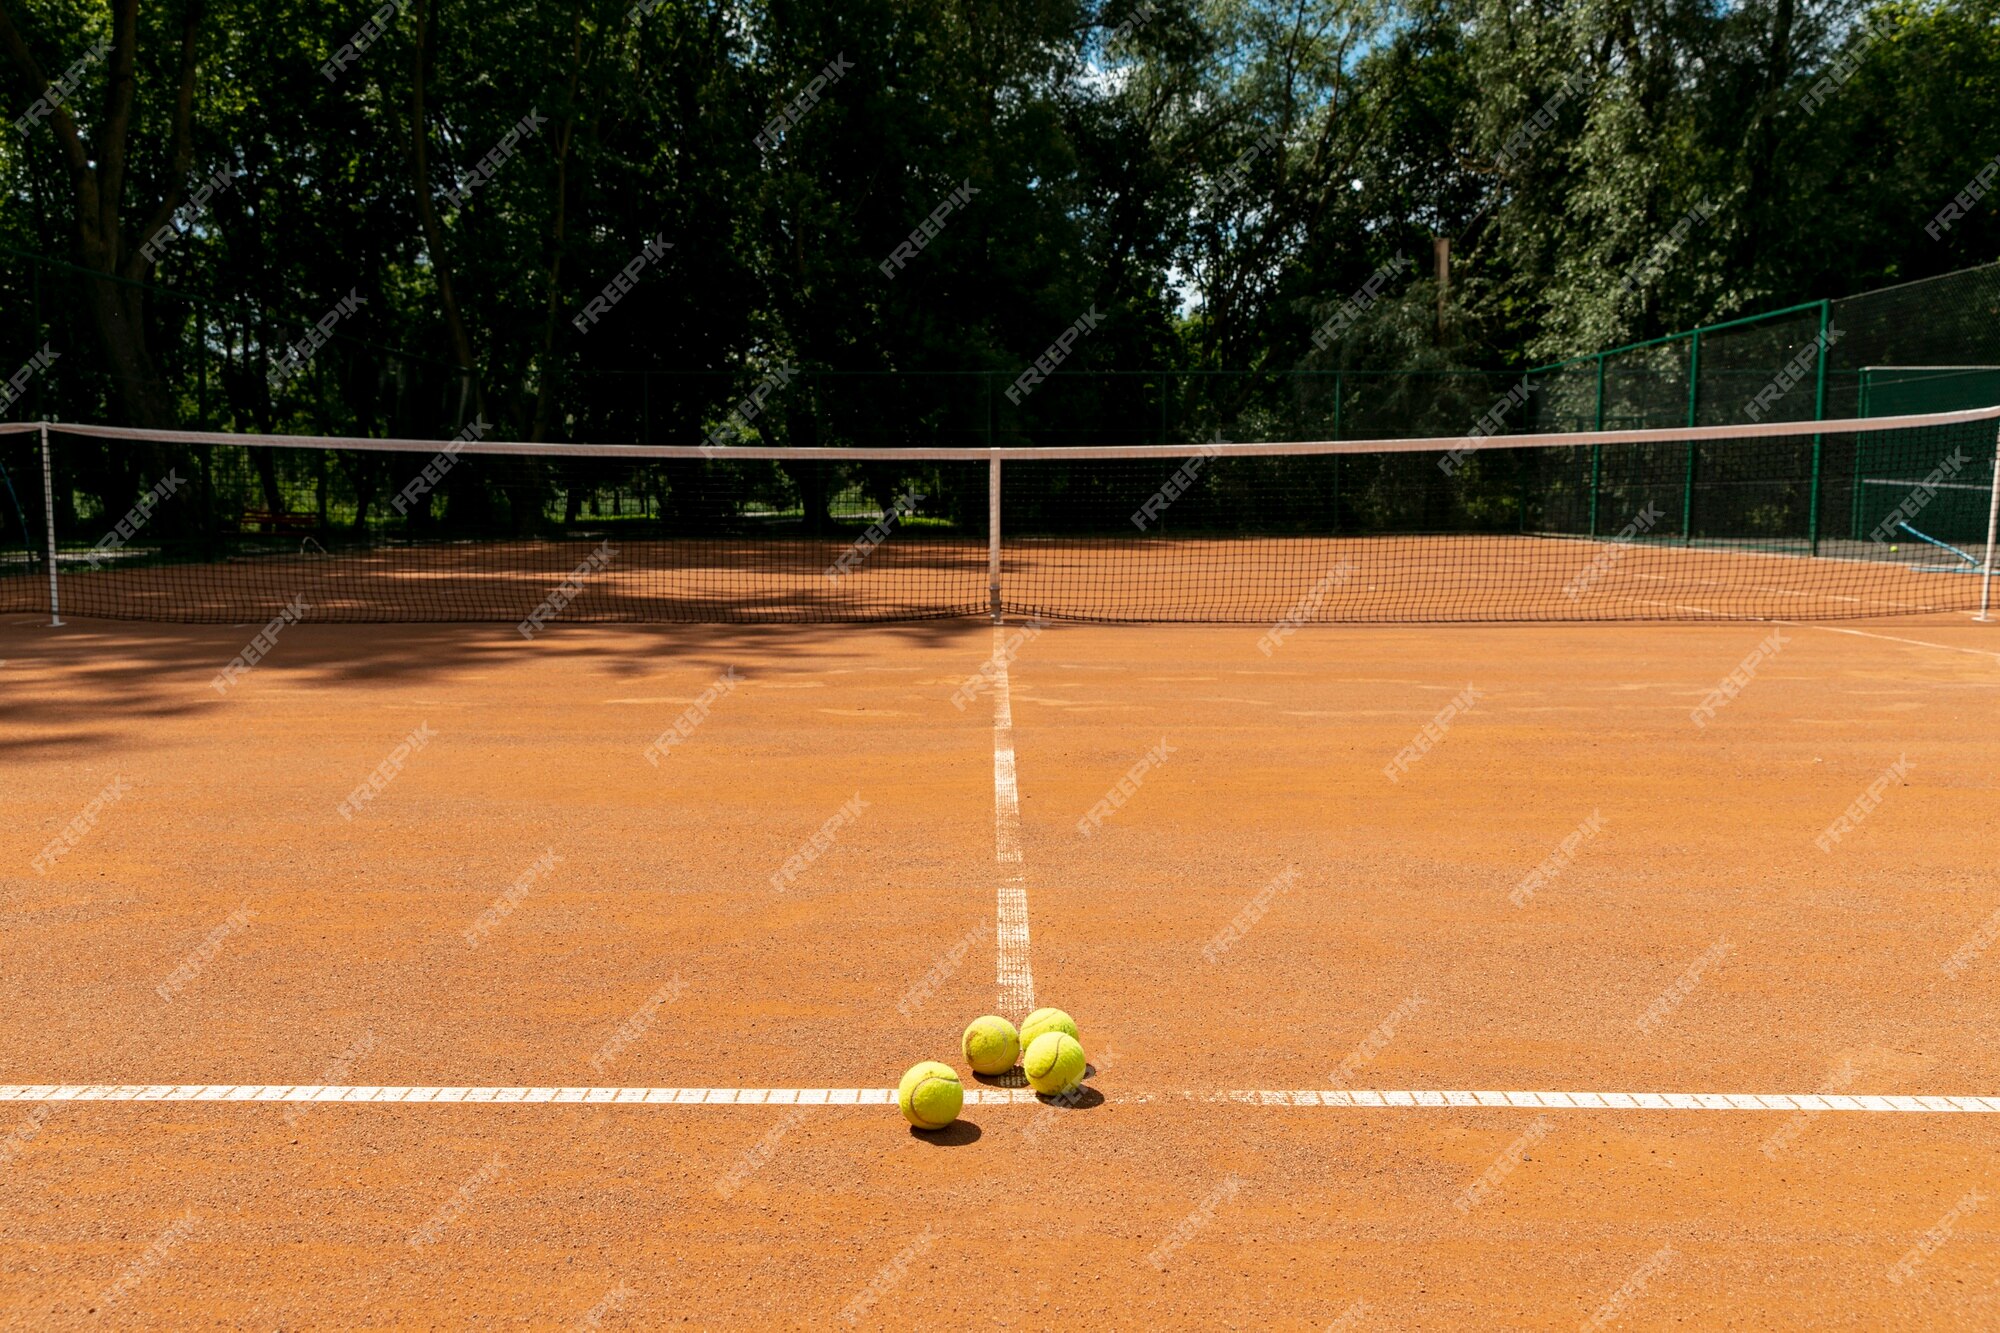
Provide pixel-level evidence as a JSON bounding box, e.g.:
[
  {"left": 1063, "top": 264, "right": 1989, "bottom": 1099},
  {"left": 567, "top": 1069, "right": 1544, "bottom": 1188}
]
[
  {"left": 0, "top": 613, "right": 991, "bottom": 758},
  {"left": 911, "top": 1120, "right": 982, "bottom": 1145}
]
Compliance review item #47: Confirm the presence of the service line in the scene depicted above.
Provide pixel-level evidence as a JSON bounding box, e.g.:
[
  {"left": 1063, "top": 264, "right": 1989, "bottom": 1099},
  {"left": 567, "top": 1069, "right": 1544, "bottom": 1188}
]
[{"left": 5, "top": 1086, "right": 1996, "bottom": 1112}]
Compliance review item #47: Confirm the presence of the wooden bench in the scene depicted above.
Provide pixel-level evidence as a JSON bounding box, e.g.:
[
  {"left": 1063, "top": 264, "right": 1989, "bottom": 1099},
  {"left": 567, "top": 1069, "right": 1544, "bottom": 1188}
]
[{"left": 240, "top": 509, "right": 320, "bottom": 535}]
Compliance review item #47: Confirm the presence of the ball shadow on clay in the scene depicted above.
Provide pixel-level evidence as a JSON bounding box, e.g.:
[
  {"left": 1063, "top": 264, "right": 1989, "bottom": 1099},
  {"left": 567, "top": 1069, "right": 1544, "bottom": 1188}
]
[{"left": 910, "top": 1119, "right": 983, "bottom": 1145}]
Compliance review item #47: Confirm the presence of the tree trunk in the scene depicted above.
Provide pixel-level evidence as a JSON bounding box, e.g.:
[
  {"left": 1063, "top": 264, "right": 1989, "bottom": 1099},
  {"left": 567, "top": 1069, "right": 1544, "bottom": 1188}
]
[
  {"left": 78, "top": 270, "right": 176, "bottom": 426},
  {"left": 0, "top": 0, "right": 202, "bottom": 429},
  {"left": 408, "top": 0, "right": 488, "bottom": 429},
  {"left": 530, "top": 0, "right": 594, "bottom": 445}
]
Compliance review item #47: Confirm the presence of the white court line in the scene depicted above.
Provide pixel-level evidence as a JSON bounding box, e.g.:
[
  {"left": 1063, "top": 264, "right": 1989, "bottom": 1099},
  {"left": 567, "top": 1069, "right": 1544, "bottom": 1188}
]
[
  {"left": 0, "top": 1085, "right": 1036, "bottom": 1106},
  {"left": 1622, "top": 599, "right": 1724, "bottom": 617},
  {"left": 990, "top": 626, "right": 1035, "bottom": 1012},
  {"left": 1228, "top": 1090, "right": 2000, "bottom": 1112},
  {"left": 1627, "top": 569, "right": 1934, "bottom": 616},
  {"left": 4, "top": 1085, "right": 1998, "bottom": 1111},
  {"left": 1783, "top": 621, "right": 2000, "bottom": 662}
]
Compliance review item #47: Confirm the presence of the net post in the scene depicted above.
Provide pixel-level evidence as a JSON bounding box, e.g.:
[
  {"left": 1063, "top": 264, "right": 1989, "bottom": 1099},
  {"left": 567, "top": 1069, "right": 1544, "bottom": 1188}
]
[
  {"left": 1979, "top": 420, "right": 2000, "bottom": 623},
  {"left": 39, "top": 422, "right": 62, "bottom": 627},
  {"left": 988, "top": 455, "right": 1002, "bottom": 624}
]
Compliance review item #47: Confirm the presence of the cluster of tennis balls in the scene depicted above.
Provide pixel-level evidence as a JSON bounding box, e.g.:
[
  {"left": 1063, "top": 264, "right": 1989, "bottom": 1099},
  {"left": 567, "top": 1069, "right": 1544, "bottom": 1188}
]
[{"left": 896, "top": 1007, "right": 1086, "bottom": 1130}]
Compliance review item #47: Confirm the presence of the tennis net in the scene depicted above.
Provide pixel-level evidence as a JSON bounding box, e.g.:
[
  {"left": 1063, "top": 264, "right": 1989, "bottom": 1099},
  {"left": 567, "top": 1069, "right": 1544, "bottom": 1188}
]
[{"left": 3, "top": 407, "right": 1996, "bottom": 625}]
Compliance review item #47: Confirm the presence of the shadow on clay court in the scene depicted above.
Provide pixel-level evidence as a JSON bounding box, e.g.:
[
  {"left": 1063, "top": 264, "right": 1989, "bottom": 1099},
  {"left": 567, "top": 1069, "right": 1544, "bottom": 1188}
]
[
  {"left": 912, "top": 1120, "right": 983, "bottom": 1146},
  {"left": 0, "top": 613, "right": 985, "bottom": 759}
]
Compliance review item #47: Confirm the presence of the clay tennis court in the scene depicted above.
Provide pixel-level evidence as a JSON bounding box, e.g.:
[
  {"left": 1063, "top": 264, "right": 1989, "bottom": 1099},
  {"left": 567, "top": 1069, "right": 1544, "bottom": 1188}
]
[{"left": 4, "top": 604, "right": 1996, "bottom": 1327}]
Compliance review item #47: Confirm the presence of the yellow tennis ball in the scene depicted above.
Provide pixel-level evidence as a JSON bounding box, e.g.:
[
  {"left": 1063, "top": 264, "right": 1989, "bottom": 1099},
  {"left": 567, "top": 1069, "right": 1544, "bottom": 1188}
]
[
  {"left": 897, "top": 1061, "right": 963, "bottom": 1129},
  {"left": 1022, "top": 1031, "right": 1086, "bottom": 1096},
  {"left": 1019, "top": 1007, "right": 1079, "bottom": 1050},
  {"left": 961, "top": 1016, "right": 1021, "bottom": 1075}
]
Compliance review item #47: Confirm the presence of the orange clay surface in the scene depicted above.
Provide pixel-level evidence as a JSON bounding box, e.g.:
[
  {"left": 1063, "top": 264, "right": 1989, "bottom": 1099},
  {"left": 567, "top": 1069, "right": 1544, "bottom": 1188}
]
[{"left": 1, "top": 611, "right": 1998, "bottom": 1327}]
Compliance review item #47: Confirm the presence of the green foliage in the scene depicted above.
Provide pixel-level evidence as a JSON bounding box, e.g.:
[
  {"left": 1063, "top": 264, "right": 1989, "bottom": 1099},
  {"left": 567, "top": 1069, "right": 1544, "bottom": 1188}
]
[{"left": 2, "top": 0, "right": 1997, "bottom": 454}]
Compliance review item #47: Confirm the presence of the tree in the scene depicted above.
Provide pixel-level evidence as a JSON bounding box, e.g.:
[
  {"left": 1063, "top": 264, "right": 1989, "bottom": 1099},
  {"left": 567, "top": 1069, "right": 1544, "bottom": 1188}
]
[{"left": 1, "top": 0, "right": 204, "bottom": 426}]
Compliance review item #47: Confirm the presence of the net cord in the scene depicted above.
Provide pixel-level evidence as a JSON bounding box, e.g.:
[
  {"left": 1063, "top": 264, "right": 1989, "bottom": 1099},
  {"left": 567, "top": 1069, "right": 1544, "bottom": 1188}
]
[{"left": 16, "top": 402, "right": 2000, "bottom": 463}]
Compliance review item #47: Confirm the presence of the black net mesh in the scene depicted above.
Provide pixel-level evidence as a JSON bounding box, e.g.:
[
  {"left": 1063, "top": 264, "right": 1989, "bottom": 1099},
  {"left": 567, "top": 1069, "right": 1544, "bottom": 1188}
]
[
  {"left": 1000, "top": 419, "right": 1991, "bottom": 622},
  {"left": 489, "top": 369, "right": 1541, "bottom": 454},
  {"left": 1534, "top": 361, "right": 1602, "bottom": 433},
  {"left": 1824, "top": 263, "right": 2000, "bottom": 420},
  {"left": 1696, "top": 307, "right": 1828, "bottom": 427},
  {"left": 0, "top": 428, "right": 42, "bottom": 594},
  {"left": 14, "top": 430, "right": 991, "bottom": 623},
  {"left": 2, "top": 417, "right": 1989, "bottom": 625},
  {"left": 1599, "top": 342, "right": 1689, "bottom": 431},
  {"left": 1328, "top": 373, "right": 1528, "bottom": 442}
]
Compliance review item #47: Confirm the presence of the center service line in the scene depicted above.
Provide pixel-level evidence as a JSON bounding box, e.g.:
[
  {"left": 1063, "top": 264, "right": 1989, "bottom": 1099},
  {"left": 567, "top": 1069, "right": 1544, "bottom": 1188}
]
[{"left": 990, "top": 625, "right": 1035, "bottom": 1013}]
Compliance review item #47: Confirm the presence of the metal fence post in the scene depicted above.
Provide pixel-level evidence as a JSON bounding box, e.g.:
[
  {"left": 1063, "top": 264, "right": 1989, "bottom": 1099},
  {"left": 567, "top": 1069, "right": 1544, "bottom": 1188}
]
[{"left": 1808, "top": 299, "right": 1831, "bottom": 556}]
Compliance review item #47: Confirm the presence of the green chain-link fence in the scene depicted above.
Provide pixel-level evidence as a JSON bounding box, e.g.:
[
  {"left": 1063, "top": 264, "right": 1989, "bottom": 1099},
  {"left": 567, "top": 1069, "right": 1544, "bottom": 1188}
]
[{"left": 1532, "top": 262, "right": 2000, "bottom": 554}]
